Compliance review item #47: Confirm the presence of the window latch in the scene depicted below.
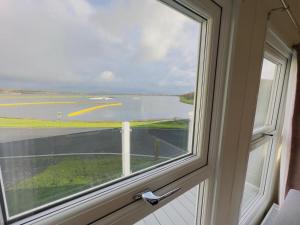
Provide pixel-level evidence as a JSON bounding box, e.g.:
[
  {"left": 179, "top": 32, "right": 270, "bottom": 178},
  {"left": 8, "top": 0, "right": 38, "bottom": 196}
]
[
  {"left": 263, "top": 131, "right": 276, "bottom": 137},
  {"left": 134, "top": 188, "right": 181, "bottom": 206}
]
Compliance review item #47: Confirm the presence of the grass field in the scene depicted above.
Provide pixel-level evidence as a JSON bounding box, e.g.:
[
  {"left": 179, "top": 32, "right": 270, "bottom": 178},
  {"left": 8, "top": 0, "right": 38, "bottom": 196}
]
[
  {"left": 3, "top": 155, "right": 167, "bottom": 216},
  {"left": 0, "top": 117, "right": 188, "bottom": 129}
]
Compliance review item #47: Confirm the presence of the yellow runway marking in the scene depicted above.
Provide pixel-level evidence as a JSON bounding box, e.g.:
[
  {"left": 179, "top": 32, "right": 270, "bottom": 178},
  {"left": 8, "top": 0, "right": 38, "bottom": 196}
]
[
  {"left": 0, "top": 102, "right": 77, "bottom": 107},
  {"left": 68, "top": 102, "right": 122, "bottom": 117}
]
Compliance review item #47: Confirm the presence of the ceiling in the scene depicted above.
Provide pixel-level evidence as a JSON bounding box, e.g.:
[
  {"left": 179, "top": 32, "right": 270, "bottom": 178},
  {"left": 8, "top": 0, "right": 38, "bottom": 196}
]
[{"left": 269, "top": 0, "right": 300, "bottom": 47}]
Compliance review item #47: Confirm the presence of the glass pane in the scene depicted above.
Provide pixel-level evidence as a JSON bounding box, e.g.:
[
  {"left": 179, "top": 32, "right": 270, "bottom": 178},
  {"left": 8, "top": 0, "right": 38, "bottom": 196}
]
[
  {"left": 253, "top": 59, "right": 277, "bottom": 129},
  {"left": 241, "top": 141, "right": 270, "bottom": 213},
  {"left": 135, "top": 185, "right": 200, "bottom": 225},
  {"left": 0, "top": 0, "right": 202, "bottom": 218},
  {"left": 130, "top": 119, "right": 190, "bottom": 174}
]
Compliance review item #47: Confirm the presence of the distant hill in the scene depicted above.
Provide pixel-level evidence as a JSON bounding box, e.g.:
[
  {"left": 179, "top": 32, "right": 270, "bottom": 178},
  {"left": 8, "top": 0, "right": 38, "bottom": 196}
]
[
  {"left": 179, "top": 92, "right": 194, "bottom": 105},
  {"left": 0, "top": 88, "right": 76, "bottom": 95},
  {"left": 0, "top": 89, "right": 30, "bottom": 95},
  {"left": 0, "top": 88, "right": 179, "bottom": 96}
]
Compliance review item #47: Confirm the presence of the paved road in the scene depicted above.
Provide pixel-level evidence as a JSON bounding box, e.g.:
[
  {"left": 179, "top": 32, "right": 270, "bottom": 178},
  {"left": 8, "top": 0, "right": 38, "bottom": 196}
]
[{"left": 0, "top": 128, "right": 103, "bottom": 143}]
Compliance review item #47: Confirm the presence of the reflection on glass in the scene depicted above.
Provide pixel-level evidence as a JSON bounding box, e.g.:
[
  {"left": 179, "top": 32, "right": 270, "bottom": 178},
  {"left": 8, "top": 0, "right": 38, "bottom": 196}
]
[
  {"left": 135, "top": 185, "right": 200, "bottom": 225},
  {"left": 241, "top": 141, "right": 269, "bottom": 212},
  {"left": 0, "top": 0, "right": 201, "bottom": 218},
  {"left": 253, "top": 59, "right": 277, "bottom": 129}
]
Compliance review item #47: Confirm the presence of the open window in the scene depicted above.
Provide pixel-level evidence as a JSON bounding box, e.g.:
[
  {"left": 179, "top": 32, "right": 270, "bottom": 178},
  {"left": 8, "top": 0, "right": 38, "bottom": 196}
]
[
  {"left": 0, "top": 0, "right": 223, "bottom": 224},
  {"left": 239, "top": 43, "right": 288, "bottom": 223},
  {"left": 252, "top": 47, "right": 286, "bottom": 137}
]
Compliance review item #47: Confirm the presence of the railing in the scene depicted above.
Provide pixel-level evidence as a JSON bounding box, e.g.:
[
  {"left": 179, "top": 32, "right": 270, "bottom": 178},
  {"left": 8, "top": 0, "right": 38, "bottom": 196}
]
[{"left": 121, "top": 112, "right": 193, "bottom": 177}]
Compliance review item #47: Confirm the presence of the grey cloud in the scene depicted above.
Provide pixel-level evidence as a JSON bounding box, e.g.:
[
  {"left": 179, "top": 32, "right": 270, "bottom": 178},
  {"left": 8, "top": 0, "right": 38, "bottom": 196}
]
[{"left": 0, "top": 0, "right": 200, "bottom": 94}]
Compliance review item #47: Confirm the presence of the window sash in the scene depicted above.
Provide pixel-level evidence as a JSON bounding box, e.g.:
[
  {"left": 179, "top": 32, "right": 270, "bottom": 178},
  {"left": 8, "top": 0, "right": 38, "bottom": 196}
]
[
  {"left": 1, "top": 0, "right": 222, "bottom": 224},
  {"left": 252, "top": 45, "right": 287, "bottom": 139},
  {"left": 92, "top": 171, "right": 210, "bottom": 225},
  {"left": 241, "top": 138, "right": 273, "bottom": 215},
  {"left": 240, "top": 42, "right": 289, "bottom": 224}
]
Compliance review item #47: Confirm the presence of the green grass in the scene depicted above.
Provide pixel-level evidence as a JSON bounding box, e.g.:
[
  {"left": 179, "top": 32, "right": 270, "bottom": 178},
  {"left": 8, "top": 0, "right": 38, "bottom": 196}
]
[
  {"left": 0, "top": 117, "right": 123, "bottom": 128},
  {"left": 134, "top": 119, "right": 188, "bottom": 129},
  {"left": 179, "top": 92, "right": 194, "bottom": 105},
  {"left": 0, "top": 117, "right": 188, "bottom": 129},
  {"left": 5, "top": 155, "right": 167, "bottom": 216},
  {"left": 179, "top": 95, "right": 194, "bottom": 105}
]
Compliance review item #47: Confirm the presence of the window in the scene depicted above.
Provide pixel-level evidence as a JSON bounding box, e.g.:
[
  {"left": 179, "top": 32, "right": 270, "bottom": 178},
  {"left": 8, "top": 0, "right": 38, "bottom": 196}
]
[
  {"left": 240, "top": 45, "right": 287, "bottom": 220},
  {"left": 0, "top": 0, "right": 222, "bottom": 224},
  {"left": 253, "top": 52, "right": 286, "bottom": 136},
  {"left": 241, "top": 140, "right": 271, "bottom": 211},
  {"left": 253, "top": 59, "right": 278, "bottom": 130}
]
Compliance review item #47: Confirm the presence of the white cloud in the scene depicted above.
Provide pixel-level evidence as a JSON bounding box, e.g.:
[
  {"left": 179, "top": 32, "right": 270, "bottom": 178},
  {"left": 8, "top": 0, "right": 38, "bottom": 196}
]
[
  {"left": 169, "top": 66, "right": 196, "bottom": 78},
  {"left": 98, "top": 71, "right": 116, "bottom": 82},
  {"left": 137, "top": 0, "right": 189, "bottom": 61},
  {"left": 0, "top": 0, "right": 200, "bottom": 94},
  {"left": 158, "top": 77, "right": 194, "bottom": 88},
  {"left": 91, "top": 0, "right": 194, "bottom": 61},
  {"left": 0, "top": 0, "right": 93, "bottom": 85},
  {"left": 174, "top": 80, "right": 193, "bottom": 87}
]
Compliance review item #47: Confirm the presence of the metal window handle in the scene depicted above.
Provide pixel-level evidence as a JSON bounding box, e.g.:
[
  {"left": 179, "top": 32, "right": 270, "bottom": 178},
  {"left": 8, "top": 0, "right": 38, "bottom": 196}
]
[
  {"left": 264, "top": 131, "right": 276, "bottom": 137},
  {"left": 135, "top": 188, "right": 181, "bottom": 206}
]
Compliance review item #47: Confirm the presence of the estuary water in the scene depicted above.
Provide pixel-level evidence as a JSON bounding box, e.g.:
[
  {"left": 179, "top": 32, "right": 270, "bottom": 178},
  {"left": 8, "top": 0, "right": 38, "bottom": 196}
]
[{"left": 0, "top": 95, "right": 193, "bottom": 121}]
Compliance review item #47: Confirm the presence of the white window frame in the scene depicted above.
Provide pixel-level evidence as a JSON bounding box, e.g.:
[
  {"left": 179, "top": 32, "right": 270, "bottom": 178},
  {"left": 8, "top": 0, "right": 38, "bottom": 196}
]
[
  {"left": 199, "top": 0, "right": 293, "bottom": 224},
  {"left": 239, "top": 31, "right": 291, "bottom": 225},
  {"left": 252, "top": 45, "right": 287, "bottom": 139},
  {"left": 0, "top": 0, "right": 231, "bottom": 225},
  {"left": 240, "top": 137, "right": 273, "bottom": 216}
]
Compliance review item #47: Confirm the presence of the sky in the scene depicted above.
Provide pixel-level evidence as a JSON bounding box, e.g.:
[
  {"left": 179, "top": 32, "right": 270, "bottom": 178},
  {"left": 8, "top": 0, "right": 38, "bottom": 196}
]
[
  {"left": 0, "top": 0, "right": 201, "bottom": 95},
  {"left": 261, "top": 58, "right": 277, "bottom": 80}
]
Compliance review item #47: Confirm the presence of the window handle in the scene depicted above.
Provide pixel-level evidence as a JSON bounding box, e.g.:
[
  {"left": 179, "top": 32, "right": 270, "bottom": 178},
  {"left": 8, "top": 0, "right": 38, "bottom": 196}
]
[
  {"left": 135, "top": 188, "right": 180, "bottom": 206},
  {"left": 263, "top": 131, "right": 276, "bottom": 137}
]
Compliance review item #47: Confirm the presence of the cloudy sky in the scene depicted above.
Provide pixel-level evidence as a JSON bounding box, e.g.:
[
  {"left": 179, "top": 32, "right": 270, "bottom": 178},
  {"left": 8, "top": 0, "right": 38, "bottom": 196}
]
[{"left": 0, "top": 0, "right": 201, "bottom": 95}]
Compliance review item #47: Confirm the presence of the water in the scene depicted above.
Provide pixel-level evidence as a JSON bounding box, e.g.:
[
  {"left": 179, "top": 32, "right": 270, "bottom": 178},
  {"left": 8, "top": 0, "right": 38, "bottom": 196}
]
[{"left": 0, "top": 95, "right": 193, "bottom": 121}]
